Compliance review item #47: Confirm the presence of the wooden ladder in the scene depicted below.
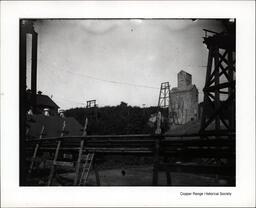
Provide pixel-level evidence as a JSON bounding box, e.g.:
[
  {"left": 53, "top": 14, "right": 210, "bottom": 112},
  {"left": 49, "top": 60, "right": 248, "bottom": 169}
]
[
  {"left": 78, "top": 153, "right": 95, "bottom": 185},
  {"left": 27, "top": 117, "right": 100, "bottom": 186},
  {"left": 47, "top": 118, "right": 89, "bottom": 186}
]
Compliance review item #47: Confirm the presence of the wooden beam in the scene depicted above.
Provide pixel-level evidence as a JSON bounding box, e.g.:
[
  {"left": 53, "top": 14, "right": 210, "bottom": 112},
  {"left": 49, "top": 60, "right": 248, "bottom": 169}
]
[
  {"left": 214, "top": 47, "right": 220, "bottom": 130},
  {"left": 206, "top": 50, "right": 228, "bottom": 87},
  {"left": 201, "top": 92, "right": 234, "bottom": 131},
  {"left": 204, "top": 81, "right": 235, "bottom": 92},
  {"left": 228, "top": 50, "right": 235, "bottom": 131},
  {"left": 73, "top": 139, "right": 84, "bottom": 185}
]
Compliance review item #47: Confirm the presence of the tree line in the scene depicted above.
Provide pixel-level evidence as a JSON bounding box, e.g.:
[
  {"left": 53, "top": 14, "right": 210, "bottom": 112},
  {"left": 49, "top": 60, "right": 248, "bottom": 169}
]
[{"left": 65, "top": 102, "right": 168, "bottom": 135}]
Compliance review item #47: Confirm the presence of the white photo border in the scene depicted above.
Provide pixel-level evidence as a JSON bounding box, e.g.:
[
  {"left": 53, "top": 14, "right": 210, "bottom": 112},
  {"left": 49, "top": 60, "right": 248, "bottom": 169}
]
[{"left": 1, "top": 1, "right": 255, "bottom": 207}]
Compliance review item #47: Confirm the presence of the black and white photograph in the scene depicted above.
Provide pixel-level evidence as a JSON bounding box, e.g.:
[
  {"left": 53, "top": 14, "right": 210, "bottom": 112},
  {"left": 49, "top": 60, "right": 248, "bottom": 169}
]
[
  {"left": 1, "top": 1, "right": 255, "bottom": 207},
  {"left": 20, "top": 18, "right": 236, "bottom": 187}
]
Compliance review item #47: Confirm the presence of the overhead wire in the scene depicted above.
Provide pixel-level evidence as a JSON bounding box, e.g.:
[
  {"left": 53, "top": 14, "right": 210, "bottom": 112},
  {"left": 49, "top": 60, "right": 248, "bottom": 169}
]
[
  {"left": 53, "top": 96, "right": 84, "bottom": 105},
  {"left": 40, "top": 64, "right": 160, "bottom": 108},
  {"left": 62, "top": 69, "right": 160, "bottom": 90},
  {"left": 40, "top": 63, "right": 206, "bottom": 108}
]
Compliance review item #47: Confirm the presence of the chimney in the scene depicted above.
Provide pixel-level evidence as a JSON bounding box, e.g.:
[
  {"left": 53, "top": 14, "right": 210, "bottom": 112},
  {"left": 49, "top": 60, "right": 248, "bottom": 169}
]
[
  {"left": 43, "top": 108, "right": 50, "bottom": 116},
  {"left": 30, "top": 22, "right": 38, "bottom": 112},
  {"left": 59, "top": 109, "right": 65, "bottom": 118}
]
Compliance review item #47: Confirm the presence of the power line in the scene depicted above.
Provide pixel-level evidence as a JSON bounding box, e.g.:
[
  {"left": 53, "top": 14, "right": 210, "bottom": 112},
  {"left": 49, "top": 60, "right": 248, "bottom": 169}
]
[
  {"left": 53, "top": 96, "right": 84, "bottom": 105},
  {"left": 41, "top": 61, "right": 166, "bottom": 90},
  {"left": 39, "top": 90, "right": 85, "bottom": 106},
  {"left": 39, "top": 64, "right": 160, "bottom": 108},
  {"left": 62, "top": 69, "right": 159, "bottom": 90}
]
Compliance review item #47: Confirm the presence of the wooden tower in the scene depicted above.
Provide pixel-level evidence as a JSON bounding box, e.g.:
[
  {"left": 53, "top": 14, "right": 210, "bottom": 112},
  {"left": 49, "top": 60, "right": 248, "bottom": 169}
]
[
  {"left": 200, "top": 27, "right": 235, "bottom": 134},
  {"left": 158, "top": 82, "right": 170, "bottom": 108}
]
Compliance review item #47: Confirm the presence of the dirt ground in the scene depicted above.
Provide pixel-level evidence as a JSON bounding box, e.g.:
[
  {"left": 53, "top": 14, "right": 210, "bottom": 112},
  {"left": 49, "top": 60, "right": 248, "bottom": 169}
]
[{"left": 56, "top": 165, "right": 223, "bottom": 186}]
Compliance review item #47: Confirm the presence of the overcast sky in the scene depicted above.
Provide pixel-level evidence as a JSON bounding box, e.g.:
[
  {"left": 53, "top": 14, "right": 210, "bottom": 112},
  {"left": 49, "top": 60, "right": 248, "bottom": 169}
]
[{"left": 26, "top": 19, "right": 224, "bottom": 110}]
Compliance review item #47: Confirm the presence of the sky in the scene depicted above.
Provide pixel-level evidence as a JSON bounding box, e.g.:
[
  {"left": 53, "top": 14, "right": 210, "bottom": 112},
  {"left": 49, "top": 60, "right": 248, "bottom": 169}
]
[{"left": 26, "top": 19, "right": 225, "bottom": 110}]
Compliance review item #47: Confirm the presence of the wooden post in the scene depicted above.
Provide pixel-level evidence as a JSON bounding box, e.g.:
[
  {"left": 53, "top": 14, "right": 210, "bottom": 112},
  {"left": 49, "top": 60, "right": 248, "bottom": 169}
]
[
  {"left": 214, "top": 47, "right": 220, "bottom": 130},
  {"left": 73, "top": 139, "right": 84, "bottom": 185},
  {"left": 152, "top": 111, "right": 162, "bottom": 185},
  {"left": 200, "top": 46, "right": 213, "bottom": 132},
  {"left": 163, "top": 153, "right": 172, "bottom": 185},
  {"left": 152, "top": 134, "right": 160, "bottom": 185},
  {"left": 75, "top": 117, "right": 88, "bottom": 186},
  {"left": 47, "top": 140, "right": 61, "bottom": 186},
  {"left": 93, "top": 158, "right": 101, "bottom": 186},
  {"left": 28, "top": 125, "right": 45, "bottom": 175},
  {"left": 228, "top": 50, "right": 235, "bottom": 131},
  {"left": 47, "top": 121, "right": 65, "bottom": 186}
]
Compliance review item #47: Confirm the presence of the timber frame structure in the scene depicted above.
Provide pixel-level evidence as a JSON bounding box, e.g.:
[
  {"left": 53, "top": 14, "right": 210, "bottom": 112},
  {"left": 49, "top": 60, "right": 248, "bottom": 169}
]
[
  {"left": 200, "top": 28, "right": 235, "bottom": 134},
  {"left": 86, "top": 100, "right": 97, "bottom": 108},
  {"left": 158, "top": 82, "right": 170, "bottom": 108},
  {"left": 158, "top": 82, "right": 171, "bottom": 123},
  {"left": 86, "top": 100, "right": 98, "bottom": 121},
  {"left": 24, "top": 131, "right": 235, "bottom": 186}
]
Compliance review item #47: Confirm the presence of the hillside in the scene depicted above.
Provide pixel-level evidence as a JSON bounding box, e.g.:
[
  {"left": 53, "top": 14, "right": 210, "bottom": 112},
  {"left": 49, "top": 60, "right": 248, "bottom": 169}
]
[{"left": 65, "top": 103, "right": 169, "bottom": 135}]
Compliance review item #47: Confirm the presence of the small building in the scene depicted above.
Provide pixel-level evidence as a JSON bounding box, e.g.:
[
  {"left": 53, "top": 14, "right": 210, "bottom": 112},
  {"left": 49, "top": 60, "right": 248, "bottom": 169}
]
[
  {"left": 26, "top": 90, "right": 59, "bottom": 116},
  {"left": 169, "top": 70, "right": 199, "bottom": 125}
]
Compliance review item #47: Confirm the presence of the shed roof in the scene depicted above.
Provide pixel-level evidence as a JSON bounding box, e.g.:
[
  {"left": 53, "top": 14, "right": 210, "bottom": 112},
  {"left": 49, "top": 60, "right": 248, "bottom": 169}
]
[
  {"left": 26, "top": 91, "right": 59, "bottom": 109},
  {"left": 27, "top": 115, "right": 83, "bottom": 138}
]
